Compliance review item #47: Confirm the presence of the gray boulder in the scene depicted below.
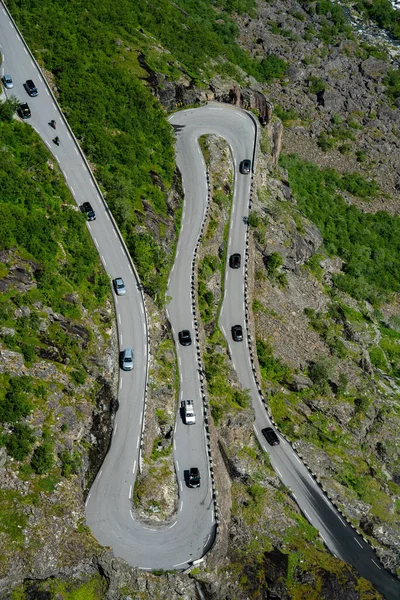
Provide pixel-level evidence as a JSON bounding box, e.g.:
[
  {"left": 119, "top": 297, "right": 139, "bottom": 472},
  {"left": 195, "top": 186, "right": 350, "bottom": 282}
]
[{"left": 360, "top": 57, "right": 389, "bottom": 81}]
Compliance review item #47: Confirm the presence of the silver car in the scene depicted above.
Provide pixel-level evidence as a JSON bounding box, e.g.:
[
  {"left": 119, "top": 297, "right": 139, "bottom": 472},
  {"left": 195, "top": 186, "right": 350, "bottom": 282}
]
[
  {"left": 113, "top": 277, "right": 126, "bottom": 296},
  {"left": 120, "top": 348, "right": 134, "bottom": 371},
  {"left": 2, "top": 75, "right": 13, "bottom": 89}
]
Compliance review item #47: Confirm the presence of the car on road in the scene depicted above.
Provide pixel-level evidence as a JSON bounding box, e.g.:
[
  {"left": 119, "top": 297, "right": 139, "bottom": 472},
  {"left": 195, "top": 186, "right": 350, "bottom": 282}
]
[
  {"left": 113, "top": 277, "right": 126, "bottom": 296},
  {"left": 18, "top": 103, "right": 31, "bottom": 119},
  {"left": 240, "top": 159, "right": 251, "bottom": 174},
  {"left": 120, "top": 348, "right": 134, "bottom": 371},
  {"left": 179, "top": 330, "right": 192, "bottom": 346},
  {"left": 229, "top": 253, "right": 241, "bottom": 269},
  {"left": 231, "top": 324, "right": 243, "bottom": 342},
  {"left": 181, "top": 400, "right": 196, "bottom": 425},
  {"left": 188, "top": 467, "right": 200, "bottom": 488},
  {"left": 25, "top": 79, "right": 38, "bottom": 97},
  {"left": 262, "top": 427, "right": 280, "bottom": 446},
  {"left": 2, "top": 74, "right": 13, "bottom": 89},
  {"left": 80, "top": 202, "right": 96, "bottom": 221}
]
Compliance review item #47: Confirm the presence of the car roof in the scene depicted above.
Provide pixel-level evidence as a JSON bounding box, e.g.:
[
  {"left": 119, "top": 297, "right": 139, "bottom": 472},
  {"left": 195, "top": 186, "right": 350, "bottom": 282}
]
[
  {"left": 4, "top": 74, "right": 12, "bottom": 80},
  {"left": 123, "top": 348, "right": 133, "bottom": 357}
]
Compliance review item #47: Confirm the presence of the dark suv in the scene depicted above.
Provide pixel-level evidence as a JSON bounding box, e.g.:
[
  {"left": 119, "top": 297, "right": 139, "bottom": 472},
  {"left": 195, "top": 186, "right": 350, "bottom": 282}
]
[
  {"left": 25, "top": 79, "right": 38, "bottom": 97},
  {"left": 80, "top": 202, "right": 96, "bottom": 221},
  {"left": 178, "top": 330, "right": 192, "bottom": 346},
  {"left": 188, "top": 467, "right": 200, "bottom": 488},
  {"left": 229, "top": 253, "right": 241, "bottom": 269},
  {"left": 240, "top": 159, "right": 251, "bottom": 174},
  {"left": 262, "top": 427, "right": 280, "bottom": 446}
]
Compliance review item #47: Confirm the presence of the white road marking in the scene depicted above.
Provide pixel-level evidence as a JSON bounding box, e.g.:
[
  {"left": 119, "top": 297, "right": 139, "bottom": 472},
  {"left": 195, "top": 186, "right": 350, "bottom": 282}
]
[
  {"left": 211, "top": 509, "right": 214, "bottom": 523},
  {"left": 236, "top": 113, "right": 246, "bottom": 119},
  {"left": 292, "top": 492, "right": 297, "bottom": 500},
  {"left": 74, "top": 147, "right": 79, "bottom": 155},
  {"left": 208, "top": 107, "right": 222, "bottom": 110},
  {"left": 176, "top": 249, "right": 180, "bottom": 258},
  {"left": 129, "top": 485, "right": 132, "bottom": 499},
  {"left": 85, "top": 492, "right": 91, "bottom": 506},
  {"left": 128, "top": 265, "right": 132, "bottom": 274},
  {"left": 320, "top": 534, "right": 327, "bottom": 545},
  {"left": 180, "top": 481, "right": 182, "bottom": 491},
  {"left": 275, "top": 467, "right": 283, "bottom": 478},
  {"left": 176, "top": 461, "right": 179, "bottom": 472},
  {"left": 94, "top": 238, "right": 99, "bottom": 248},
  {"left": 229, "top": 235, "right": 232, "bottom": 245},
  {"left": 90, "top": 179, "right": 94, "bottom": 187},
  {"left": 140, "top": 303, "right": 144, "bottom": 314},
  {"left": 133, "top": 460, "right": 136, "bottom": 473},
  {"left": 105, "top": 212, "right": 110, "bottom": 221},
  {"left": 178, "top": 356, "right": 181, "bottom": 366},
  {"left": 303, "top": 510, "right": 312, "bottom": 522},
  {"left": 120, "top": 334, "right": 123, "bottom": 345},
  {"left": 130, "top": 510, "right": 135, "bottom": 521},
  {"left": 337, "top": 514, "right": 347, "bottom": 527},
  {"left": 119, "top": 378, "right": 123, "bottom": 390},
  {"left": 101, "top": 256, "right": 106, "bottom": 266},
  {"left": 221, "top": 326, "right": 226, "bottom": 336},
  {"left": 113, "top": 230, "right": 118, "bottom": 237},
  {"left": 120, "top": 245, "right": 124, "bottom": 253},
  {"left": 136, "top": 437, "right": 140, "bottom": 449},
  {"left": 113, "top": 423, "right": 118, "bottom": 436},
  {"left": 118, "top": 314, "right": 121, "bottom": 325},
  {"left": 354, "top": 537, "right": 363, "bottom": 548},
  {"left": 98, "top": 469, "right": 103, "bottom": 480},
  {"left": 371, "top": 560, "right": 381, "bottom": 570},
  {"left": 173, "top": 560, "right": 187, "bottom": 568},
  {"left": 179, "top": 501, "right": 183, "bottom": 512},
  {"left": 67, "top": 132, "right": 72, "bottom": 140},
  {"left": 294, "top": 454, "right": 302, "bottom": 464},
  {"left": 143, "top": 323, "right": 146, "bottom": 335},
  {"left": 169, "top": 521, "right": 177, "bottom": 529}
]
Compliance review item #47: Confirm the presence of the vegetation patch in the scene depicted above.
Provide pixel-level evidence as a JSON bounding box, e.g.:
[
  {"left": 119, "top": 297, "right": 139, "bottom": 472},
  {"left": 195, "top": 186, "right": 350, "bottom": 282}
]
[{"left": 279, "top": 154, "right": 399, "bottom": 306}]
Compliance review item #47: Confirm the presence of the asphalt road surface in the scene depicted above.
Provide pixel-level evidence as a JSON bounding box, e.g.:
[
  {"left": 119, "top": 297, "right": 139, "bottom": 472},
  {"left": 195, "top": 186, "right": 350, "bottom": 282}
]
[{"left": 1, "top": 3, "right": 399, "bottom": 595}]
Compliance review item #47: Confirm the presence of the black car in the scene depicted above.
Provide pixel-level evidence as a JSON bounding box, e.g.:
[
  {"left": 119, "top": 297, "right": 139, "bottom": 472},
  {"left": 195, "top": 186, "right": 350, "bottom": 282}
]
[
  {"left": 178, "top": 330, "right": 192, "bottom": 346},
  {"left": 18, "top": 103, "right": 31, "bottom": 119},
  {"left": 80, "top": 202, "right": 96, "bottom": 221},
  {"left": 262, "top": 427, "right": 280, "bottom": 446},
  {"left": 229, "top": 253, "right": 241, "bottom": 269},
  {"left": 188, "top": 467, "right": 200, "bottom": 488},
  {"left": 240, "top": 159, "right": 251, "bottom": 174},
  {"left": 25, "top": 79, "right": 38, "bottom": 97},
  {"left": 231, "top": 324, "right": 243, "bottom": 342}
]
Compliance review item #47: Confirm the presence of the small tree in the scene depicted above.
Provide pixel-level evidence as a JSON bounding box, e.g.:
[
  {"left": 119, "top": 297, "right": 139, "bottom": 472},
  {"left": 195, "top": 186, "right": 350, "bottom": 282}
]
[{"left": 0, "top": 97, "right": 20, "bottom": 122}]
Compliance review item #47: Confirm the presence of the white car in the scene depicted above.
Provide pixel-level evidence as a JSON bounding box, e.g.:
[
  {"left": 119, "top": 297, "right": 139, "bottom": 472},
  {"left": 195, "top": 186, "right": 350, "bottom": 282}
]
[{"left": 181, "top": 400, "right": 196, "bottom": 425}]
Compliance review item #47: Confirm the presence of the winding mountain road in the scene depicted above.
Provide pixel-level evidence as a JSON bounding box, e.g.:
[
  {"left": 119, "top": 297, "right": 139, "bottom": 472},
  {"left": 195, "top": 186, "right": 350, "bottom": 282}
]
[{"left": 1, "top": 2, "right": 399, "bottom": 595}]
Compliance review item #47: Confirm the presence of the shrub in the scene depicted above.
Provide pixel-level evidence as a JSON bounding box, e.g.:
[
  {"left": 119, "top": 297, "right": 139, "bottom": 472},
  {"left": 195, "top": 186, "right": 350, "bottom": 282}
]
[
  {"left": 256, "top": 339, "right": 291, "bottom": 383},
  {"left": 59, "top": 450, "right": 81, "bottom": 477},
  {"left": 248, "top": 212, "right": 259, "bottom": 227},
  {"left": 308, "top": 77, "right": 327, "bottom": 95},
  {"left": 0, "top": 98, "right": 20, "bottom": 122},
  {"left": 31, "top": 441, "right": 54, "bottom": 475},
  {"left": 5, "top": 424, "right": 35, "bottom": 461},
  {"left": 309, "top": 358, "right": 333, "bottom": 392},
  {"left": 0, "top": 376, "right": 33, "bottom": 424}
]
